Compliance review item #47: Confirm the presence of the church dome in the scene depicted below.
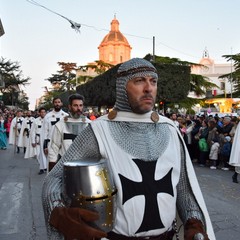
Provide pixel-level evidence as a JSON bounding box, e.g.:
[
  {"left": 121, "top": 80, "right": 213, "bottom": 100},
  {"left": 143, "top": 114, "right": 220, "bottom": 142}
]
[
  {"left": 99, "top": 17, "right": 130, "bottom": 46},
  {"left": 98, "top": 16, "right": 131, "bottom": 65}
]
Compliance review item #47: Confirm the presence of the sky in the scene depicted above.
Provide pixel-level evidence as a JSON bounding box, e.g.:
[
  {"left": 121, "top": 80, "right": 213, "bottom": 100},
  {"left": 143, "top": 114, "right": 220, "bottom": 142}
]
[{"left": 1, "top": 0, "right": 240, "bottom": 109}]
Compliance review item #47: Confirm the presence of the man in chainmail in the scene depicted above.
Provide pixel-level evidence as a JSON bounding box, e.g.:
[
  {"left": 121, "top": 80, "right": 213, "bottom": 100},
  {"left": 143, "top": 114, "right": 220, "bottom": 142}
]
[
  {"left": 42, "top": 58, "right": 215, "bottom": 240},
  {"left": 47, "top": 93, "right": 91, "bottom": 172}
]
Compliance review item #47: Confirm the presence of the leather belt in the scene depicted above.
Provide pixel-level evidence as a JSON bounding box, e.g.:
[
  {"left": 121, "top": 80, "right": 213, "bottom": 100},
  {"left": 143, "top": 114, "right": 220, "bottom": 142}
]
[{"left": 107, "top": 229, "right": 175, "bottom": 240}]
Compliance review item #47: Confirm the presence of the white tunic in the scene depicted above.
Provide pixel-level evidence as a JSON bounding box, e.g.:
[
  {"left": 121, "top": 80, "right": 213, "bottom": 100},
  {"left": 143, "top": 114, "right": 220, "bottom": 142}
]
[
  {"left": 18, "top": 116, "right": 35, "bottom": 148},
  {"left": 91, "top": 112, "right": 215, "bottom": 240},
  {"left": 48, "top": 116, "right": 91, "bottom": 163},
  {"left": 9, "top": 116, "right": 24, "bottom": 146},
  {"left": 24, "top": 117, "right": 43, "bottom": 159},
  {"left": 41, "top": 109, "right": 68, "bottom": 148}
]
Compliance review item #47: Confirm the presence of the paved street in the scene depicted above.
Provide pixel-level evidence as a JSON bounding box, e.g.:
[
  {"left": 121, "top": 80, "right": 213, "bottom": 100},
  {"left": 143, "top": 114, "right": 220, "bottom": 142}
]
[{"left": 0, "top": 144, "right": 240, "bottom": 240}]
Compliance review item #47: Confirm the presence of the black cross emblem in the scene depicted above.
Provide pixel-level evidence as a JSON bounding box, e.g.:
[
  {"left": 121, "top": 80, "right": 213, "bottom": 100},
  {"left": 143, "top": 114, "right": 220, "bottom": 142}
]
[
  {"left": 27, "top": 120, "right": 33, "bottom": 129},
  {"left": 17, "top": 119, "right": 23, "bottom": 125},
  {"left": 51, "top": 118, "right": 60, "bottom": 126},
  {"left": 119, "top": 159, "right": 174, "bottom": 234},
  {"left": 63, "top": 133, "right": 77, "bottom": 141}
]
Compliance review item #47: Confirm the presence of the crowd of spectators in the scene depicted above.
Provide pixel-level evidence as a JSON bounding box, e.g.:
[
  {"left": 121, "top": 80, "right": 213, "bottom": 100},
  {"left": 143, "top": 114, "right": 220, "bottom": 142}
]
[{"left": 168, "top": 112, "right": 239, "bottom": 172}]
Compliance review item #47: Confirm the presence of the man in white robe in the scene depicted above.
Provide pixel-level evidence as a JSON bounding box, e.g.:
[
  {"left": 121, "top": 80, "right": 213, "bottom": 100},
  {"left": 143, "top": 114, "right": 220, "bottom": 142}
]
[
  {"left": 26, "top": 107, "right": 47, "bottom": 174},
  {"left": 18, "top": 110, "right": 35, "bottom": 154},
  {"left": 48, "top": 94, "right": 91, "bottom": 171},
  {"left": 9, "top": 110, "right": 24, "bottom": 153},
  {"left": 41, "top": 97, "right": 68, "bottom": 169}
]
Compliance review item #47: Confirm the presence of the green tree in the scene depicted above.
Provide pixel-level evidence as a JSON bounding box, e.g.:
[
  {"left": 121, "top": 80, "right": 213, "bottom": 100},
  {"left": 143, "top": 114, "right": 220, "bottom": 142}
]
[
  {"left": 46, "top": 62, "right": 77, "bottom": 91},
  {"left": 77, "top": 64, "right": 118, "bottom": 107},
  {"left": 220, "top": 53, "right": 240, "bottom": 94},
  {"left": 84, "top": 60, "right": 113, "bottom": 75},
  {"left": 0, "top": 57, "right": 30, "bottom": 109},
  {"left": 145, "top": 54, "right": 218, "bottom": 98},
  {"left": 190, "top": 74, "right": 217, "bottom": 96},
  {"left": 41, "top": 62, "right": 78, "bottom": 109}
]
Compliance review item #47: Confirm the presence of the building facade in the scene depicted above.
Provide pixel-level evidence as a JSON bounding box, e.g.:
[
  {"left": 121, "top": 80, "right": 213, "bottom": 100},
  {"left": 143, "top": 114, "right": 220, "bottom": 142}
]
[{"left": 190, "top": 48, "right": 234, "bottom": 98}]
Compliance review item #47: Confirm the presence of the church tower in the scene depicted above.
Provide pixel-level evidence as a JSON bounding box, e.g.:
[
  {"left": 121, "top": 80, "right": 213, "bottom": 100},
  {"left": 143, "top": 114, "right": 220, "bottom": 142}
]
[{"left": 98, "top": 16, "right": 132, "bottom": 65}]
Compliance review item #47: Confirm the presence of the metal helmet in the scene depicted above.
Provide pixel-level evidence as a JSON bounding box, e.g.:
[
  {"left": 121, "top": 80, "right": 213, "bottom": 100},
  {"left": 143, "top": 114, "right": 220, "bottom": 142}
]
[{"left": 63, "top": 159, "right": 117, "bottom": 232}]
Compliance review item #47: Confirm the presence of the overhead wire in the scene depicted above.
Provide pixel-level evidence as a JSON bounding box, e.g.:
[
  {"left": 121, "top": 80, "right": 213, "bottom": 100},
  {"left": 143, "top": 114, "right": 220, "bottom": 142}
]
[{"left": 26, "top": 0, "right": 201, "bottom": 60}]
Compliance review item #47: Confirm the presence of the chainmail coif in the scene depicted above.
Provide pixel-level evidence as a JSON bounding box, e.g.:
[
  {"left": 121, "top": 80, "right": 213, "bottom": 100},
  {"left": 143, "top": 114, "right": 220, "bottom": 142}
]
[{"left": 115, "top": 58, "right": 158, "bottom": 112}]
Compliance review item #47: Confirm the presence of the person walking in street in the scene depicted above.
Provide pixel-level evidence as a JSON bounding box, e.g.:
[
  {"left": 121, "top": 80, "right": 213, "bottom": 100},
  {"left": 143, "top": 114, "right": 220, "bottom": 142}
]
[
  {"left": 28, "top": 107, "right": 47, "bottom": 174},
  {"left": 47, "top": 94, "right": 91, "bottom": 171},
  {"left": 9, "top": 110, "right": 24, "bottom": 153},
  {"left": 42, "top": 58, "right": 215, "bottom": 240},
  {"left": 41, "top": 97, "right": 68, "bottom": 156},
  {"left": 18, "top": 110, "right": 35, "bottom": 155}
]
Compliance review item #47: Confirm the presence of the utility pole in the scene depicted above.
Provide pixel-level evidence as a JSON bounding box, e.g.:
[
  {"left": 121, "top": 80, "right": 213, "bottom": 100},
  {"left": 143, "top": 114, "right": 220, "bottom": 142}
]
[
  {"left": 230, "top": 47, "right": 233, "bottom": 98},
  {"left": 152, "top": 36, "right": 155, "bottom": 63}
]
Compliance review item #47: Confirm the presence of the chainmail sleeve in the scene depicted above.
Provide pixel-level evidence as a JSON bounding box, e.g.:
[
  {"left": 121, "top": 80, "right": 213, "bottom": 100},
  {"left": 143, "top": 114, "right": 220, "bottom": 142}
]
[
  {"left": 42, "top": 125, "right": 101, "bottom": 239},
  {"left": 176, "top": 138, "right": 206, "bottom": 228}
]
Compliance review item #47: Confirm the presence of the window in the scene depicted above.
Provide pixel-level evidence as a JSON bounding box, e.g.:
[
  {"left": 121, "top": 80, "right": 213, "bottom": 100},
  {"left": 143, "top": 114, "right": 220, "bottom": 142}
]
[{"left": 220, "top": 82, "right": 225, "bottom": 90}]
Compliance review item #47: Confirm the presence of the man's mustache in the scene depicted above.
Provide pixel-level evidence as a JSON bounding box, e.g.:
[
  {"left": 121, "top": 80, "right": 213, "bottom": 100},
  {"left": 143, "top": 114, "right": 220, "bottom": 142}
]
[{"left": 140, "top": 94, "right": 154, "bottom": 100}]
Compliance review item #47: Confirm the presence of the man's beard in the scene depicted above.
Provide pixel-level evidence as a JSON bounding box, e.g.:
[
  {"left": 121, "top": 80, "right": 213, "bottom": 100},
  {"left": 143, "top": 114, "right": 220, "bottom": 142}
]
[
  {"left": 54, "top": 106, "right": 61, "bottom": 112},
  {"left": 70, "top": 111, "right": 82, "bottom": 119}
]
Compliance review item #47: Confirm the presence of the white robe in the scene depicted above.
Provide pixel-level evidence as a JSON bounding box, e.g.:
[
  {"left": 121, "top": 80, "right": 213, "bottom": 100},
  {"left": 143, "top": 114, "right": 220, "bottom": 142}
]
[
  {"left": 30, "top": 116, "right": 47, "bottom": 170},
  {"left": 24, "top": 116, "right": 43, "bottom": 159},
  {"left": 41, "top": 110, "right": 68, "bottom": 147},
  {"left": 92, "top": 112, "right": 215, "bottom": 240},
  {"left": 41, "top": 110, "right": 68, "bottom": 170},
  {"left": 8, "top": 116, "right": 24, "bottom": 146},
  {"left": 48, "top": 116, "right": 91, "bottom": 163},
  {"left": 18, "top": 116, "right": 35, "bottom": 149}
]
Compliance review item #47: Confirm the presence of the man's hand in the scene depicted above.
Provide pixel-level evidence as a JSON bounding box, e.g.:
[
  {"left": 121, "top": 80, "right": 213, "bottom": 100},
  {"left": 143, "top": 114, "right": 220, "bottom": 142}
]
[
  {"left": 49, "top": 207, "right": 107, "bottom": 240},
  {"left": 184, "top": 218, "right": 209, "bottom": 240},
  {"left": 48, "top": 162, "right": 56, "bottom": 172},
  {"left": 44, "top": 148, "right": 48, "bottom": 155}
]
